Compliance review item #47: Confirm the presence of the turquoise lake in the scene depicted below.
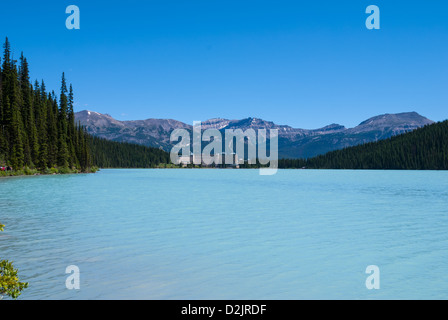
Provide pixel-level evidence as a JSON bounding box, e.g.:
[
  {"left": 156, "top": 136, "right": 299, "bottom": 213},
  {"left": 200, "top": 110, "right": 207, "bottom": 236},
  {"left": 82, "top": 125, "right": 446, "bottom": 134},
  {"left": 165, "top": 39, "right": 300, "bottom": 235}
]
[{"left": 1, "top": 169, "right": 448, "bottom": 299}]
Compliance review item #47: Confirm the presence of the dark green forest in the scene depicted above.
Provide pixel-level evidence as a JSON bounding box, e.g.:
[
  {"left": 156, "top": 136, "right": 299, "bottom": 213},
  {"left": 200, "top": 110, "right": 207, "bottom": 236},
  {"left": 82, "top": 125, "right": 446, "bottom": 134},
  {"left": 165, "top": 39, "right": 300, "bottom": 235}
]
[
  {"left": 0, "top": 38, "right": 92, "bottom": 172},
  {"left": 278, "top": 120, "right": 448, "bottom": 170},
  {"left": 0, "top": 38, "right": 170, "bottom": 174},
  {"left": 89, "top": 136, "right": 170, "bottom": 168}
]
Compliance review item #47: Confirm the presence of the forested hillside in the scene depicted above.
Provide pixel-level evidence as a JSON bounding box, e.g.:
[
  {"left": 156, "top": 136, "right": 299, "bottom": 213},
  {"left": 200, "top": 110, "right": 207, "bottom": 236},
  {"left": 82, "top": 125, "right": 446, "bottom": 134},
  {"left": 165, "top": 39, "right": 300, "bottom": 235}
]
[
  {"left": 279, "top": 120, "right": 448, "bottom": 170},
  {"left": 89, "top": 136, "right": 170, "bottom": 168}
]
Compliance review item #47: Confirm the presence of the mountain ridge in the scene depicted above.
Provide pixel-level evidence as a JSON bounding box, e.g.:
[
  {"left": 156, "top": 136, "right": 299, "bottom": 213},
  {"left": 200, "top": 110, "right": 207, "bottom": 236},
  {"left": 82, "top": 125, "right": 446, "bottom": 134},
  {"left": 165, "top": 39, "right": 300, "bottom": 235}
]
[{"left": 75, "top": 110, "right": 434, "bottom": 158}]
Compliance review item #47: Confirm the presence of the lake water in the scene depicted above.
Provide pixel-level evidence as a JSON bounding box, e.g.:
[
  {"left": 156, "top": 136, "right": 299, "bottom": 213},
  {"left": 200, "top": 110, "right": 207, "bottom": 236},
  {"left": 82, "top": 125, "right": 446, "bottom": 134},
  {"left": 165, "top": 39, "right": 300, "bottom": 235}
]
[{"left": 1, "top": 169, "right": 448, "bottom": 300}]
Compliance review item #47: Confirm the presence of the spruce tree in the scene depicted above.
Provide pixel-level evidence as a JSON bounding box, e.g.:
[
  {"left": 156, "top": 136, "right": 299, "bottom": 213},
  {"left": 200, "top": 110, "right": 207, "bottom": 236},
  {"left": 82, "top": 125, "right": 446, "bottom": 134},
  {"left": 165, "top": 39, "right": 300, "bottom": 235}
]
[{"left": 57, "top": 73, "right": 69, "bottom": 168}]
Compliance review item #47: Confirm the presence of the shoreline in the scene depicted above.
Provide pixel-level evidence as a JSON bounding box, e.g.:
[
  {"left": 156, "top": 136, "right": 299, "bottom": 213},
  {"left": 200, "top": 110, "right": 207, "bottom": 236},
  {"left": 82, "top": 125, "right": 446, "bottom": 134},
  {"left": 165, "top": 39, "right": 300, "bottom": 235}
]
[
  {"left": 0, "top": 167, "right": 99, "bottom": 178},
  {"left": 0, "top": 172, "right": 95, "bottom": 179},
  {"left": 2, "top": 167, "right": 447, "bottom": 178}
]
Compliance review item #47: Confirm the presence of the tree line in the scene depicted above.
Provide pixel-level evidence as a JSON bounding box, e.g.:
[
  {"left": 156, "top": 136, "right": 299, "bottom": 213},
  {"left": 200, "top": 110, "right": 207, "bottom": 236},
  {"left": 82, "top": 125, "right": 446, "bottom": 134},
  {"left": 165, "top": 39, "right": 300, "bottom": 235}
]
[
  {"left": 278, "top": 120, "right": 448, "bottom": 170},
  {"left": 90, "top": 119, "right": 448, "bottom": 170},
  {"left": 0, "top": 37, "right": 91, "bottom": 172},
  {"left": 0, "top": 38, "right": 171, "bottom": 173},
  {"left": 89, "top": 136, "right": 170, "bottom": 168}
]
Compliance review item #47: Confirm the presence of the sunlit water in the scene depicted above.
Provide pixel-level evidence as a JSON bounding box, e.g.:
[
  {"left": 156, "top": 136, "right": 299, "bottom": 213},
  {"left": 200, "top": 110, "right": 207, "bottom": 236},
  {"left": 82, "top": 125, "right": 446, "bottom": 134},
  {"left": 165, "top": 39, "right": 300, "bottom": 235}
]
[{"left": 1, "top": 169, "right": 448, "bottom": 300}]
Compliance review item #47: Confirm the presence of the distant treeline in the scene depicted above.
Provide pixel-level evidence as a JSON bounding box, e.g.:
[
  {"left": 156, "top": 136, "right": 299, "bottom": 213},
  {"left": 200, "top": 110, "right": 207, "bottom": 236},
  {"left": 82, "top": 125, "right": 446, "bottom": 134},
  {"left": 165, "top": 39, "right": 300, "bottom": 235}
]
[
  {"left": 278, "top": 120, "right": 448, "bottom": 170},
  {"left": 87, "top": 119, "right": 448, "bottom": 170},
  {"left": 89, "top": 136, "right": 170, "bottom": 168}
]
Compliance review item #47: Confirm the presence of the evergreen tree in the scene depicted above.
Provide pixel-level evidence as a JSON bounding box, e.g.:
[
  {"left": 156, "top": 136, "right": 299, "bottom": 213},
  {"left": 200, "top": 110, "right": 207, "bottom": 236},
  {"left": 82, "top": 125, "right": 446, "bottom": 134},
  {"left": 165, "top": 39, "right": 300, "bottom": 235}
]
[
  {"left": 57, "top": 73, "right": 69, "bottom": 168},
  {"left": 7, "top": 96, "right": 24, "bottom": 169}
]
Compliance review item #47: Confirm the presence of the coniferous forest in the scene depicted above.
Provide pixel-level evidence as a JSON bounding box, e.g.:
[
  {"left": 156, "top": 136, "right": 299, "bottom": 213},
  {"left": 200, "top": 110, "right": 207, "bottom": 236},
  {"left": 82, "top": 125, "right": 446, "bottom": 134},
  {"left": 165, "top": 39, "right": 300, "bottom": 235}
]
[
  {"left": 0, "top": 38, "right": 170, "bottom": 174},
  {"left": 278, "top": 120, "right": 448, "bottom": 170},
  {"left": 89, "top": 136, "right": 170, "bottom": 168},
  {"left": 0, "top": 38, "right": 92, "bottom": 173}
]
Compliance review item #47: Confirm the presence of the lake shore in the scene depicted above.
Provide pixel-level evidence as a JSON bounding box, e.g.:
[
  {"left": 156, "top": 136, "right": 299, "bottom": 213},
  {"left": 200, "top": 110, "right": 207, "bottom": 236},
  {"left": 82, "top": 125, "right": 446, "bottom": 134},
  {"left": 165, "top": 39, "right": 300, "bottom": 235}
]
[{"left": 0, "top": 167, "right": 99, "bottom": 178}]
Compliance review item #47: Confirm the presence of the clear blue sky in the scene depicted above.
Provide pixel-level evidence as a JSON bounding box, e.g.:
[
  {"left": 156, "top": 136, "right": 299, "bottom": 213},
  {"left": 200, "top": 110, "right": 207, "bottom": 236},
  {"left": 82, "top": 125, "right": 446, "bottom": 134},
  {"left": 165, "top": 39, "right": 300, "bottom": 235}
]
[{"left": 1, "top": 0, "right": 447, "bottom": 128}]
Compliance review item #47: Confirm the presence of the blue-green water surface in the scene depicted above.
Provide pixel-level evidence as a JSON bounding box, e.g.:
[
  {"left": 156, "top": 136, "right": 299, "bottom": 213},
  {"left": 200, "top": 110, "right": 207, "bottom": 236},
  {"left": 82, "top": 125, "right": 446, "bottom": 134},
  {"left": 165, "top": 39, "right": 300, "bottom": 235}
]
[{"left": 1, "top": 169, "right": 447, "bottom": 299}]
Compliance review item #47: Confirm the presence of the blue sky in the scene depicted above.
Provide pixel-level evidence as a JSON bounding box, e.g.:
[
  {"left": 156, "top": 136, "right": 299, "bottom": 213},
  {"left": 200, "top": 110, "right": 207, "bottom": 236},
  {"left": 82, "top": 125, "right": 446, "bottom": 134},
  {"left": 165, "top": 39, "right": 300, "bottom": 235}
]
[{"left": 1, "top": 0, "right": 447, "bottom": 128}]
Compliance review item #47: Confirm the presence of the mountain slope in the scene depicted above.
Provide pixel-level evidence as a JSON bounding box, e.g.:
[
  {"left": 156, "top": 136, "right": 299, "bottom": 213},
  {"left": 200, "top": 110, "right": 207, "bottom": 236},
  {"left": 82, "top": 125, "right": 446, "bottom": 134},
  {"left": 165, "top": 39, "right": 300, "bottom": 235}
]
[
  {"left": 279, "top": 112, "right": 433, "bottom": 158},
  {"left": 279, "top": 120, "right": 448, "bottom": 170},
  {"left": 76, "top": 110, "right": 191, "bottom": 150},
  {"left": 88, "top": 135, "right": 170, "bottom": 168},
  {"left": 75, "top": 111, "right": 433, "bottom": 159}
]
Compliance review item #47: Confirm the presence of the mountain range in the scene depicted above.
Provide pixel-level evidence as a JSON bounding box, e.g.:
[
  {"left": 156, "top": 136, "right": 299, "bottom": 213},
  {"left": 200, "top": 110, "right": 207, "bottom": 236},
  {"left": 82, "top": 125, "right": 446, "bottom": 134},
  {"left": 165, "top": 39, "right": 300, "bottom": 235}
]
[{"left": 75, "top": 111, "right": 434, "bottom": 159}]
